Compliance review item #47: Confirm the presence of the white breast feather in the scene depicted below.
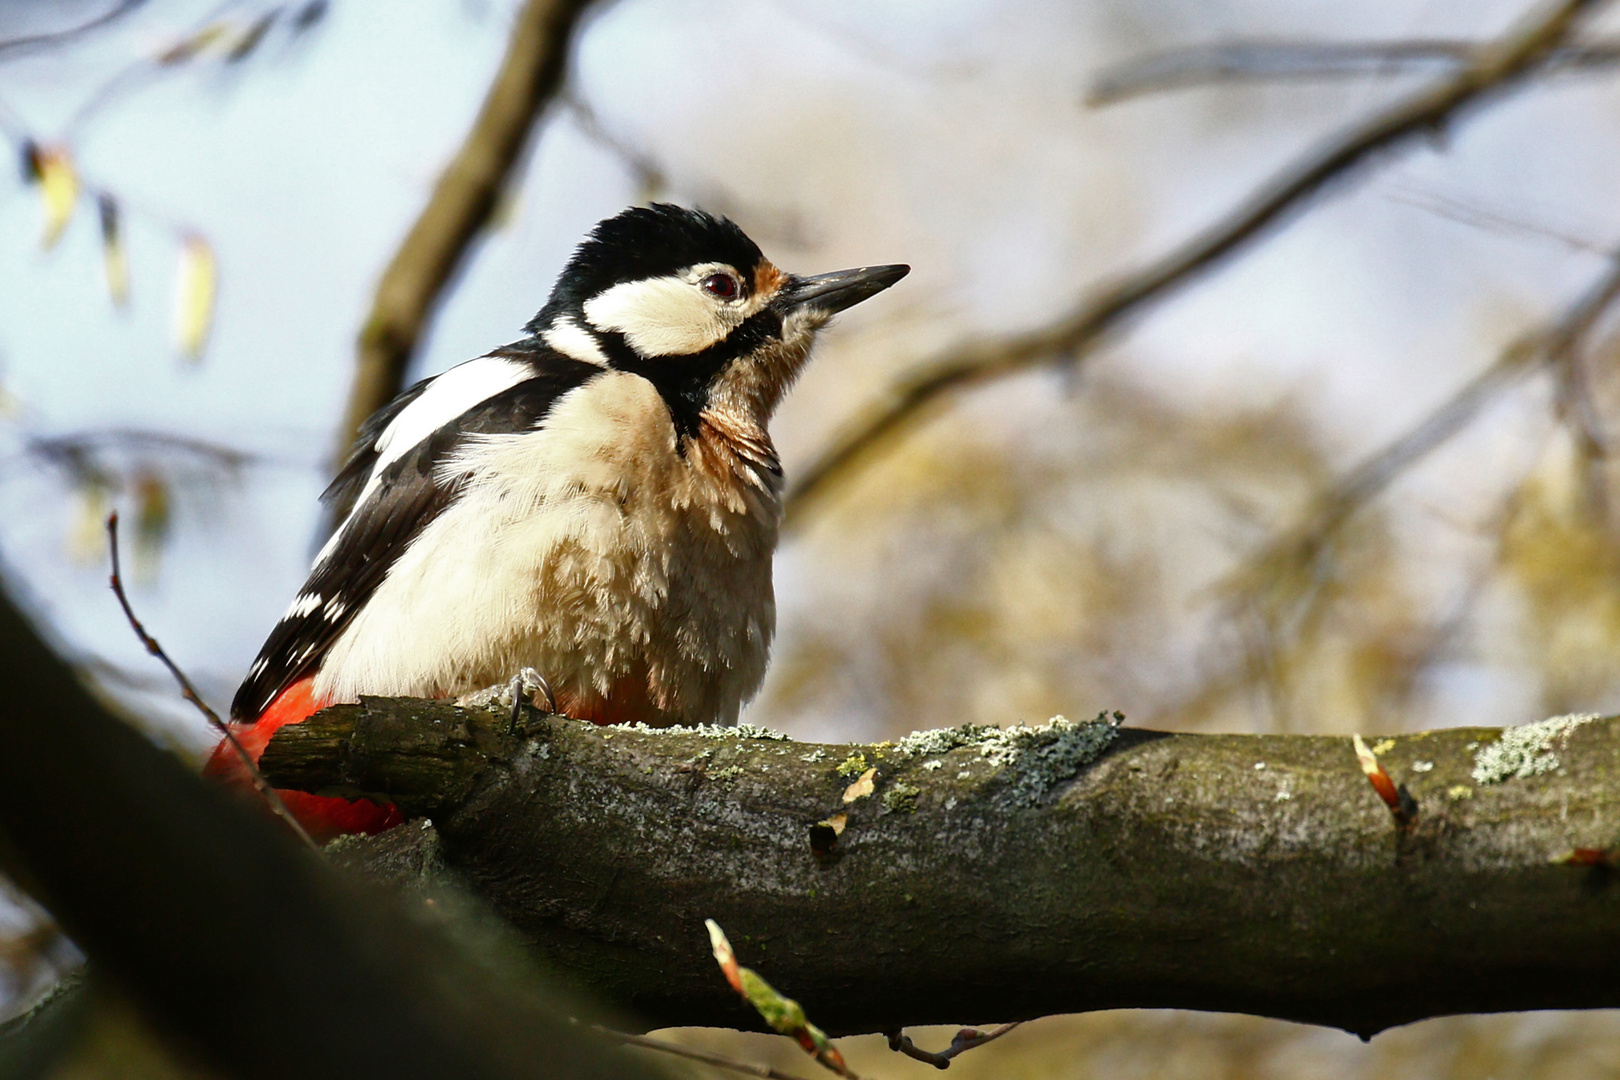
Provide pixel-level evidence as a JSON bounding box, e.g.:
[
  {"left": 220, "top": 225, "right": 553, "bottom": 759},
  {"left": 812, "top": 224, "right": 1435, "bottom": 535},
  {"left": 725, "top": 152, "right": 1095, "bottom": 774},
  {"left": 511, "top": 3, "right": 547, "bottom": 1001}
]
[{"left": 311, "top": 372, "right": 780, "bottom": 725}]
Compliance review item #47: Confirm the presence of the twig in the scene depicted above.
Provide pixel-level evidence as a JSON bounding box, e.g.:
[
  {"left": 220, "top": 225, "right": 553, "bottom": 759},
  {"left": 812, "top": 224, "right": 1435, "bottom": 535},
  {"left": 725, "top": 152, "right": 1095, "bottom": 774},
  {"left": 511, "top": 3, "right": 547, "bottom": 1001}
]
[
  {"left": 336, "top": 0, "right": 595, "bottom": 512},
  {"left": 706, "top": 919, "right": 861, "bottom": 1079},
  {"left": 885, "top": 1023, "right": 1021, "bottom": 1069},
  {"left": 1087, "top": 38, "right": 1620, "bottom": 105},
  {"left": 597, "top": 1027, "right": 821, "bottom": 1080},
  {"left": 0, "top": 0, "right": 149, "bottom": 59},
  {"left": 1225, "top": 245, "right": 1620, "bottom": 607},
  {"left": 783, "top": 0, "right": 1606, "bottom": 524},
  {"left": 105, "top": 512, "right": 317, "bottom": 849}
]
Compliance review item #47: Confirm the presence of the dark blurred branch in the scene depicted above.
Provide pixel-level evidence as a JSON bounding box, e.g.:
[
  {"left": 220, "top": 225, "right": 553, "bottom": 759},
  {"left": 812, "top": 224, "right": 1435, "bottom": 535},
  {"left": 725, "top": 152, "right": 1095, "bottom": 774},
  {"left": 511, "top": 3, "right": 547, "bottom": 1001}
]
[
  {"left": 0, "top": 1, "right": 148, "bottom": 59},
  {"left": 0, "top": 583, "right": 653, "bottom": 1079},
  {"left": 1087, "top": 38, "right": 1620, "bottom": 105},
  {"left": 265, "top": 696, "right": 1620, "bottom": 1039},
  {"left": 339, "top": 0, "right": 594, "bottom": 488},
  {"left": 784, "top": 0, "right": 1605, "bottom": 523}
]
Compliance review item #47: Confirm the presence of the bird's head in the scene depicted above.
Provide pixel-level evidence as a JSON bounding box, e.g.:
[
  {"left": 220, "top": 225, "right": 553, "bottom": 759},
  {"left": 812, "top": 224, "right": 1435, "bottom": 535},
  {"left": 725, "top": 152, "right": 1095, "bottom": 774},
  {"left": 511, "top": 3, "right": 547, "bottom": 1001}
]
[{"left": 527, "top": 203, "right": 907, "bottom": 433}]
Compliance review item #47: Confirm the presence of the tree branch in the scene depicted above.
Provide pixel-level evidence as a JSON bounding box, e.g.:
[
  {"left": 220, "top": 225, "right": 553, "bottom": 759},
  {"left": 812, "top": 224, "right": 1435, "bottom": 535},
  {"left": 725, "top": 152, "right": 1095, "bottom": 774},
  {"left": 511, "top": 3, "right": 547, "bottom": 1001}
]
[
  {"left": 0, "top": 584, "right": 655, "bottom": 1080},
  {"left": 262, "top": 697, "right": 1620, "bottom": 1039},
  {"left": 1086, "top": 39, "right": 1620, "bottom": 106},
  {"left": 783, "top": 0, "right": 1606, "bottom": 523},
  {"left": 338, "top": 0, "right": 594, "bottom": 487}
]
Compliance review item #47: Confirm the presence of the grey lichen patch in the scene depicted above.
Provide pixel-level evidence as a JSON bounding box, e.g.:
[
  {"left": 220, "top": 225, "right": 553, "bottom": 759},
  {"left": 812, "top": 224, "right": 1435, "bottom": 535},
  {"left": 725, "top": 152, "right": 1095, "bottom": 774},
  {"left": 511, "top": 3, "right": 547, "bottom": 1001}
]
[
  {"left": 1472, "top": 713, "right": 1599, "bottom": 785},
  {"left": 799, "top": 748, "right": 827, "bottom": 763},
  {"left": 889, "top": 712, "right": 1124, "bottom": 806},
  {"left": 611, "top": 720, "right": 790, "bottom": 741},
  {"left": 883, "top": 781, "right": 922, "bottom": 814},
  {"left": 983, "top": 715, "right": 1122, "bottom": 806}
]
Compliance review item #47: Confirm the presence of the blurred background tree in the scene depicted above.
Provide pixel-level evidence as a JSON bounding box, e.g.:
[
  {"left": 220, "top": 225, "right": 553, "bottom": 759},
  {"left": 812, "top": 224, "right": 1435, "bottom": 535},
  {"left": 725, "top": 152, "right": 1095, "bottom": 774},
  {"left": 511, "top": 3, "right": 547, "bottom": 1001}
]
[{"left": 4, "top": 0, "right": 1620, "bottom": 1075}]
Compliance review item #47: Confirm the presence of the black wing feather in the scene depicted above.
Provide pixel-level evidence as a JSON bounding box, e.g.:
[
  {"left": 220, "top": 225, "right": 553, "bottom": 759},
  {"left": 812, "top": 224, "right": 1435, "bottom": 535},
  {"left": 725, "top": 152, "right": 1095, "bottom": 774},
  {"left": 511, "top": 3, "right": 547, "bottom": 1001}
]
[{"left": 231, "top": 348, "right": 604, "bottom": 721}]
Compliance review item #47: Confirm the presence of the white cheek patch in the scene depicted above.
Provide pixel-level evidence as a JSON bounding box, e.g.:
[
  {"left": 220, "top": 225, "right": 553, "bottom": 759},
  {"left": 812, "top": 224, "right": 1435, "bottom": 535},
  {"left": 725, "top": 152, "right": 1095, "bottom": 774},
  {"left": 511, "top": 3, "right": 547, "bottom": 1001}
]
[
  {"left": 583, "top": 275, "right": 737, "bottom": 357},
  {"left": 542, "top": 316, "right": 608, "bottom": 366}
]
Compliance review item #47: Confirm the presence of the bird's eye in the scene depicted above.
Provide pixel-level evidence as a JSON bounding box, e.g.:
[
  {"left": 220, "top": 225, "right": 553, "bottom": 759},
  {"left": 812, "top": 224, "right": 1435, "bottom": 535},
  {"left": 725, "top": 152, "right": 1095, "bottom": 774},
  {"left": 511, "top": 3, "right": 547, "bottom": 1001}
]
[{"left": 701, "top": 273, "right": 739, "bottom": 300}]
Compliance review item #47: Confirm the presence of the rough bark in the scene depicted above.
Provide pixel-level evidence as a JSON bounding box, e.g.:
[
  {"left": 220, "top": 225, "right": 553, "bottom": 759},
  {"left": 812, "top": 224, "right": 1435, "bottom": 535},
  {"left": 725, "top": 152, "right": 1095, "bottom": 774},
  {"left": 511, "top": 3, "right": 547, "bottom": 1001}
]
[{"left": 260, "top": 697, "right": 1620, "bottom": 1039}]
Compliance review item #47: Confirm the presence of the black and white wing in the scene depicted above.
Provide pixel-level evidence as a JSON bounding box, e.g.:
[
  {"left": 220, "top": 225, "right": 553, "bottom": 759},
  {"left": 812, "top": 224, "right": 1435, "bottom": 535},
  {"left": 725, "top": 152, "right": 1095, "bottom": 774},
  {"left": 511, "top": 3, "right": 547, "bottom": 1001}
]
[{"left": 231, "top": 347, "right": 604, "bottom": 721}]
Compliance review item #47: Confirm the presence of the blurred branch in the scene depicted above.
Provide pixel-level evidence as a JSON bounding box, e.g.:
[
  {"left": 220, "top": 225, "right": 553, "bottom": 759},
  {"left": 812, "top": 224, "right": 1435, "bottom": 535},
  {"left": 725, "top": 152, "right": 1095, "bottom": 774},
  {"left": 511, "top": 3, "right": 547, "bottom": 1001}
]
[
  {"left": 1226, "top": 245, "right": 1620, "bottom": 612},
  {"left": 339, "top": 0, "right": 595, "bottom": 487},
  {"left": 266, "top": 696, "right": 1620, "bottom": 1039},
  {"left": 0, "top": 1, "right": 148, "bottom": 59},
  {"left": 0, "top": 578, "right": 653, "bottom": 1079},
  {"left": 784, "top": 0, "right": 1605, "bottom": 523},
  {"left": 1087, "top": 38, "right": 1620, "bottom": 105}
]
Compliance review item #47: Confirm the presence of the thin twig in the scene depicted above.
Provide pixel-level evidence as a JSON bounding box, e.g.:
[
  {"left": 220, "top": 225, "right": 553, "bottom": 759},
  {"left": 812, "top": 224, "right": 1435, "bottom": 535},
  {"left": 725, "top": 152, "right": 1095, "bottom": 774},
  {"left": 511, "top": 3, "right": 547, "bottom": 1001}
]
[
  {"left": 1087, "top": 39, "right": 1620, "bottom": 105},
  {"left": 0, "top": 0, "right": 149, "bottom": 59},
  {"left": 106, "top": 512, "right": 317, "bottom": 849},
  {"left": 597, "top": 1027, "right": 821, "bottom": 1080},
  {"left": 885, "top": 1023, "right": 1021, "bottom": 1069},
  {"left": 783, "top": 0, "right": 1606, "bottom": 524},
  {"left": 1224, "top": 245, "right": 1620, "bottom": 612}
]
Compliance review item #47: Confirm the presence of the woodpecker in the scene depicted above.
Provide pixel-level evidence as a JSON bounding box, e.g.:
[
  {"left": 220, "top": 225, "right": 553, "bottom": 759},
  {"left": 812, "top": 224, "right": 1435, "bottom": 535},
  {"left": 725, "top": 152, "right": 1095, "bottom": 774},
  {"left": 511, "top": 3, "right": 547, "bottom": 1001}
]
[{"left": 205, "top": 203, "right": 907, "bottom": 839}]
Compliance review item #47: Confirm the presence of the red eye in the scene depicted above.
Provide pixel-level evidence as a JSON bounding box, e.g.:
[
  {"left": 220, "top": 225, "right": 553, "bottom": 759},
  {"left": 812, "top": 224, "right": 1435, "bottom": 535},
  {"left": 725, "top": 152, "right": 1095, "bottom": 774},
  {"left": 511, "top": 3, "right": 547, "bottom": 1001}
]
[{"left": 702, "top": 273, "right": 738, "bottom": 299}]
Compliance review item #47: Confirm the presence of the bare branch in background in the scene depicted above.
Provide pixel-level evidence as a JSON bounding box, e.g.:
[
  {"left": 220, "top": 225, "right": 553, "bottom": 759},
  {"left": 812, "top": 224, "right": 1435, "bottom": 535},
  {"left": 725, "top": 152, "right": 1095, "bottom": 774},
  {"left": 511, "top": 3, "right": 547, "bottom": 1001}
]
[
  {"left": 1086, "top": 38, "right": 1620, "bottom": 105},
  {"left": 784, "top": 0, "right": 1605, "bottom": 524},
  {"left": 1225, "top": 245, "right": 1620, "bottom": 613},
  {"left": 338, "top": 0, "right": 595, "bottom": 499},
  {"left": 0, "top": 0, "right": 149, "bottom": 60}
]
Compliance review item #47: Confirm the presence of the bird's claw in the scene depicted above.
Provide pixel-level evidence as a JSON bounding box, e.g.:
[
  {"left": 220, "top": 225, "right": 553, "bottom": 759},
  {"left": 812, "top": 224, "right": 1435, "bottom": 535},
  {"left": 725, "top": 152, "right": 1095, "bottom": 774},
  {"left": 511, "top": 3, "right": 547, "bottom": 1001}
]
[{"left": 507, "top": 667, "right": 556, "bottom": 728}]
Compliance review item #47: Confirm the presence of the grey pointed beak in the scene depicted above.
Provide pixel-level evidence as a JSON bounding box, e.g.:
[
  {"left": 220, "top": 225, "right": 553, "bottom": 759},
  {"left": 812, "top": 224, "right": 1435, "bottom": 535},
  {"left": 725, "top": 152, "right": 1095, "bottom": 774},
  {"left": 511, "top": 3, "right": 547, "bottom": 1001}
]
[{"left": 785, "top": 264, "right": 909, "bottom": 316}]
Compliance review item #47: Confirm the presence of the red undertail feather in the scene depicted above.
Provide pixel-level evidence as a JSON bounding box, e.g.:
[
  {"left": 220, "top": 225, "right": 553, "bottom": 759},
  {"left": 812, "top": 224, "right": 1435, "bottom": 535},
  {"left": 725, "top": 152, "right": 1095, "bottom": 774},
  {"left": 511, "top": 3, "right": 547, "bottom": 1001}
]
[{"left": 203, "top": 675, "right": 403, "bottom": 842}]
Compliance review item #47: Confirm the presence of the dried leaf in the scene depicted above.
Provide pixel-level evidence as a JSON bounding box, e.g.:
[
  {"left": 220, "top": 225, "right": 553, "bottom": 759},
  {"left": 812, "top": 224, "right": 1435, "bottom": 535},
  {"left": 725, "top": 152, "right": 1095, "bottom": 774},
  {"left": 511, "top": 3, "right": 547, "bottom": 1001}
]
[
  {"left": 174, "top": 234, "right": 216, "bottom": 360},
  {"left": 226, "top": 10, "right": 279, "bottom": 61},
  {"left": 34, "top": 146, "right": 78, "bottom": 249},
  {"left": 156, "top": 21, "right": 232, "bottom": 65},
  {"left": 841, "top": 767, "right": 876, "bottom": 803},
  {"left": 99, "top": 193, "right": 129, "bottom": 306}
]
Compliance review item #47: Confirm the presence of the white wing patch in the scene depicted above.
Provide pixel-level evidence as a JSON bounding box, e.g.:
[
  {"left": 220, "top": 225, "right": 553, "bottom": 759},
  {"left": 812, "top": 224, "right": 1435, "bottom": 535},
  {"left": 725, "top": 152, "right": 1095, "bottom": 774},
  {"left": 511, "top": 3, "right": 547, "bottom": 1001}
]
[
  {"left": 315, "top": 354, "right": 532, "bottom": 565},
  {"left": 542, "top": 316, "right": 608, "bottom": 366}
]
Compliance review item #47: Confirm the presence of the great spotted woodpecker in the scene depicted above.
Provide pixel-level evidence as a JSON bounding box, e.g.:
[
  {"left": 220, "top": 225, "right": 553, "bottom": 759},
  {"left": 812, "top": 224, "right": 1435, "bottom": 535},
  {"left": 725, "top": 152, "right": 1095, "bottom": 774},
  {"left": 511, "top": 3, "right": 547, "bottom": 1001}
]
[{"left": 205, "top": 203, "right": 907, "bottom": 839}]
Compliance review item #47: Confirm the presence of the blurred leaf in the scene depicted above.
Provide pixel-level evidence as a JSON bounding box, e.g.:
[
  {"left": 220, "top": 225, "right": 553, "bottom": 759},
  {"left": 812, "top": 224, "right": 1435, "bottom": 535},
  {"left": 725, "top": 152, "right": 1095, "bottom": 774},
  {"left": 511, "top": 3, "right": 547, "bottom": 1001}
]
[
  {"left": 225, "top": 10, "right": 280, "bottom": 62},
  {"left": 154, "top": 21, "right": 232, "bottom": 65},
  {"left": 98, "top": 193, "right": 129, "bottom": 307},
  {"left": 133, "top": 469, "right": 171, "bottom": 581},
  {"left": 34, "top": 146, "right": 78, "bottom": 249},
  {"left": 173, "top": 234, "right": 216, "bottom": 361},
  {"left": 69, "top": 483, "right": 112, "bottom": 564},
  {"left": 292, "top": 0, "right": 328, "bottom": 32}
]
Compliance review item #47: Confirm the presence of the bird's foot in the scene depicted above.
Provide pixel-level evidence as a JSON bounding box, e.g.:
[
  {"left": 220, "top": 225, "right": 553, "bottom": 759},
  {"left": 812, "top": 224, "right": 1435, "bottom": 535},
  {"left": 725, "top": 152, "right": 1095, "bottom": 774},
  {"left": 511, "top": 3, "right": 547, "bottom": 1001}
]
[{"left": 455, "top": 668, "right": 558, "bottom": 727}]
